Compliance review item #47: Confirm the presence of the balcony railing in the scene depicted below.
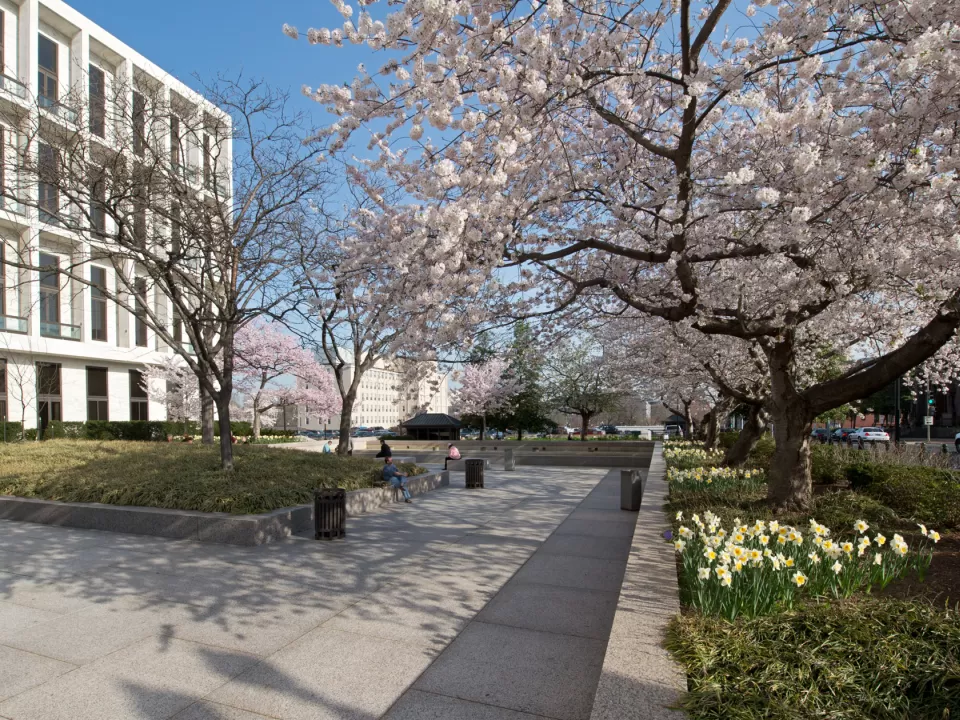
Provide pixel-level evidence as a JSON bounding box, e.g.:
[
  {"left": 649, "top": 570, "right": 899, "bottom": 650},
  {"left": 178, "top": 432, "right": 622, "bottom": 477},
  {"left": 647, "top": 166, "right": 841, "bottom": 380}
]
[
  {"left": 0, "top": 74, "right": 27, "bottom": 100},
  {"left": 40, "top": 321, "right": 81, "bottom": 340},
  {"left": 39, "top": 95, "right": 79, "bottom": 125},
  {"left": 0, "top": 315, "right": 28, "bottom": 333}
]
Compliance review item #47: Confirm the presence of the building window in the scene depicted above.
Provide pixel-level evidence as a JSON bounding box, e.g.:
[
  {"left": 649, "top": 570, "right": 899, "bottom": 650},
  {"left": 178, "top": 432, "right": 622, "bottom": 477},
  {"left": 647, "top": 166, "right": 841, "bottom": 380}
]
[
  {"left": 171, "top": 203, "right": 181, "bottom": 257},
  {"left": 38, "top": 143, "right": 59, "bottom": 222},
  {"left": 38, "top": 35, "right": 58, "bottom": 106},
  {"left": 90, "top": 169, "right": 106, "bottom": 237},
  {"left": 89, "top": 65, "right": 105, "bottom": 137},
  {"left": 172, "top": 308, "right": 183, "bottom": 343},
  {"left": 132, "top": 91, "right": 146, "bottom": 156},
  {"left": 134, "top": 277, "right": 148, "bottom": 347},
  {"left": 91, "top": 266, "right": 107, "bottom": 341},
  {"left": 36, "top": 362, "right": 61, "bottom": 435},
  {"left": 130, "top": 369, "right": 148, "bottom": 420},
  {"left": 38, "top": 252, "right": 60, "bottom": 327},
  {"left": 202, "top": 134, "right": 211, "bottom": 188},
  {"left": 170, "top": 116, "right": 180, "bottom": 168},
  {"left": 86, "top": 366, "right": 108, "bottom": 420},
  {"left": 0, "top": 359, "right": 6, "bottom": 421}
]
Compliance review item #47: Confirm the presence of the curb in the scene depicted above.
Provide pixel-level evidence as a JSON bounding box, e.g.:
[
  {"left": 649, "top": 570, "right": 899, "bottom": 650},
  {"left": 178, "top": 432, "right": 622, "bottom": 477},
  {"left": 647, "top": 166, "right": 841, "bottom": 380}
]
[{"left": 0, "top": 470, "right": 450, "bottom": 546}]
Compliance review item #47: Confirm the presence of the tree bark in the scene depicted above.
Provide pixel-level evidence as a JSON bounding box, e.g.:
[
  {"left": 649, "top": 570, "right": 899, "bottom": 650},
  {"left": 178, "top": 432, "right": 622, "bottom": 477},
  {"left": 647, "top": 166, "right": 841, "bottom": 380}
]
[
  {"left": 725, "top": 404, "right": 765, "bottom": 466},
  {"left": 580, "top": 412, "right": 589, "bottom": 441},
  {"left": 216, "top": 394, "right": 235, "bottom": 470},
  {"left": 337, "top": 392, "right": 356, "bottom": 454},
  {"left": 481, "top": 414, "right": 486, "bottom": 441},
  {"left": 766, "top": 339, "right": 814, "bottom": 510},
  {"left": 252, "top": 394, "right": 262, "bottom": 441},
  {"left": 200, "top": 385, "right": 215, "bottom": 445}
]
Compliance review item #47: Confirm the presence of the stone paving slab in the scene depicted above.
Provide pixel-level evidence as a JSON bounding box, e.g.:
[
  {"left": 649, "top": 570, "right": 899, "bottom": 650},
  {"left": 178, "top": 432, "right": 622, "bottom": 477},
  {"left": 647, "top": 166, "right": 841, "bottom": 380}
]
[
  {"left": 475, "top": 582, "right": 619, "bottom": 640},
  {"left": 385, "top": 689, "right": 553, "bottom": 719},
  {"left": 0, "top": 645, "right": 76, "bottom": 703},
  {"left": 413, "top": 622, "right": 606, "bottom": 720}
]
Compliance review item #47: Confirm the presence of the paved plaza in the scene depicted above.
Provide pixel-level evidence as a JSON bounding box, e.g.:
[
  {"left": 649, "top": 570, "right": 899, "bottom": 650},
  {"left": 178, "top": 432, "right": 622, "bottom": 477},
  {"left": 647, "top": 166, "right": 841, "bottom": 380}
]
[{"left": 0, "top": 466, "right": 639, "bottom": 720}]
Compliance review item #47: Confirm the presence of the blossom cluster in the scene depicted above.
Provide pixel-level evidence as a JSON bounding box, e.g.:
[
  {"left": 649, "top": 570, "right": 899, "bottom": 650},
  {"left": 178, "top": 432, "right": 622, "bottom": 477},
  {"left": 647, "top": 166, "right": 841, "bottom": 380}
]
[
  {"left": 663, "top": 444, "right": 724, "bottom": 470},
  {"left": 674, "top": 511, "right": 939, "bottom": 620},
  {"left": 666, "top": 466, "right": 765, "bottom": 493}
]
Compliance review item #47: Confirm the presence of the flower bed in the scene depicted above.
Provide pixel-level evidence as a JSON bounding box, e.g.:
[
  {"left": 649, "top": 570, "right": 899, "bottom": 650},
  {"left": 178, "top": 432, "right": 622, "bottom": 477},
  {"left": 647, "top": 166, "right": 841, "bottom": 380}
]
[
  {"left": 663, "top": 438, "right": 956, "bottom": 718},
  {"left": 674, "top": 509, "right": 938, "bottom": 621}
]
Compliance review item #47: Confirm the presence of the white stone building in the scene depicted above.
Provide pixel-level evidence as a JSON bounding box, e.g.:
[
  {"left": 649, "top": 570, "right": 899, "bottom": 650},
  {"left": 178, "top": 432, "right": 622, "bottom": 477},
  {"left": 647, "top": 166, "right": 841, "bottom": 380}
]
[
  {"left": 0, "top": 0, "right": 229, "bottom": 431},
  {"left": 294, "top": 358, "right": 451, "bottom": 432}
]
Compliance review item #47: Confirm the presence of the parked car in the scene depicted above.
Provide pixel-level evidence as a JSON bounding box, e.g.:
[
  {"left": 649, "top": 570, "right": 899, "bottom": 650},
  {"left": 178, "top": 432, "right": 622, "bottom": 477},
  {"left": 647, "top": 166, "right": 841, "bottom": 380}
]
[
  {"left": 831, "top": 427, "right": 859, "bottom": 444},
  {"left": 851, "top": 427, "right": 890, "bottom": 446},
  {"left": 810, "top": 428, "right": 831, "bottom": 443},
  {"left": 664, "top": 425, "right": 682, "bottom": 437}
]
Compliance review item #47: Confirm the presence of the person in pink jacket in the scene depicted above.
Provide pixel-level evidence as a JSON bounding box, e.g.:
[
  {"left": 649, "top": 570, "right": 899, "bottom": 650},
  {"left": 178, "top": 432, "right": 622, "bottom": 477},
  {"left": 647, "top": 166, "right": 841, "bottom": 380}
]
[{"left": 444, "top": 444, "right": 461, "bottom": 470}]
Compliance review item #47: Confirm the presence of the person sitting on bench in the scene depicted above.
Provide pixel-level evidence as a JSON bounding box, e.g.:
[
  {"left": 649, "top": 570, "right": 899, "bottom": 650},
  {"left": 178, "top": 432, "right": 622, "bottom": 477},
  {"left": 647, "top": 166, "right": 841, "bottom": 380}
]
[
  {"left": 444, "top": 443, "right": 461, "bottom": 470},
  {"left": 383, "top": 456, "right": 412, "bottom": 503},
  {"left": 376, "top": 439, "right": 392, "bottom": 458}
]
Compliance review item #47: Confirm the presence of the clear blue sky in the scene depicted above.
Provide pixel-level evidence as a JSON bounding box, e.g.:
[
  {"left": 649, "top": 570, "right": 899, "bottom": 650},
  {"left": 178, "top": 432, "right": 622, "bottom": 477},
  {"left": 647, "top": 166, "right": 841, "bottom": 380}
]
[{"left": 68, "top": 0, "right": 370, "bottom": 129}]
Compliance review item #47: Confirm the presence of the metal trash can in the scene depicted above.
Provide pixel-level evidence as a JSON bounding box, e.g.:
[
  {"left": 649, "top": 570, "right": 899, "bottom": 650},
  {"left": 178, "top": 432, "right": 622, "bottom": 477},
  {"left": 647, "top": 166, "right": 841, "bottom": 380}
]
[
  {"left": 620, "top": 470, "right": 644, "bottom": 511},
  {"left": 314, "top": 488, "right": 346, "bottom": 540},
  {"left": 465, "top": 459, "right": 485, "bottom": 489}
]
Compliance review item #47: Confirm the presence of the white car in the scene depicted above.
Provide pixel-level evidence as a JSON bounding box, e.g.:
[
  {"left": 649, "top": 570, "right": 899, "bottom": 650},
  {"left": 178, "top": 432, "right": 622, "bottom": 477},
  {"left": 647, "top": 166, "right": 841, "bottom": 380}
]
[{"left": 851, "top": 427, "right": 890, "bottom": 445}]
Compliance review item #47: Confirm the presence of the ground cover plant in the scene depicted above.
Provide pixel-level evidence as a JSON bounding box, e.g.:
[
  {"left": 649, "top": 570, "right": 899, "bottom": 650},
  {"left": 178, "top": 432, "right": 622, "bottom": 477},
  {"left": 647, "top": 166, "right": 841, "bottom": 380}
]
[
  {"left": 0, "top": 440, "right": 425, "bottom": 514},
  {"left": 667, "top": 598, "right": 960, "bottom": 720}
]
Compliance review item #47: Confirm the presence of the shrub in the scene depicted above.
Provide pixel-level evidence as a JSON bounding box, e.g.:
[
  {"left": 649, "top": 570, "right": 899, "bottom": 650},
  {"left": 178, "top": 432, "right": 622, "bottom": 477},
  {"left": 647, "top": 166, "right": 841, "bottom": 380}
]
[
  {"left": 745, "top": 434, "right": 775, "bottom": 468},
  {"left": 864, "top": 470, "right": 960, "bottom": 530},
  {"left": 717, "top": 430, "right": 740, "bottom": 450},
  {"left": 667, "top": 598, "right": 960, "bottom": 720},
  {"left": 0, "top": 422, "right": 24, "bottom": 442}
]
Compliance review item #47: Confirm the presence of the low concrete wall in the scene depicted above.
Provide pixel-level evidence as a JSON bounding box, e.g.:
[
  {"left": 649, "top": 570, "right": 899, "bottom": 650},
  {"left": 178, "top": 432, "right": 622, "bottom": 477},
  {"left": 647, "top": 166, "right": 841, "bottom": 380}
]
[
  {"left": 589, "top": 444, "right": 687, "bottom": 719},
  {"left": 0, "top": 471, "right": 449, "bottom": 546},
  {"left": 444, "top": 458, "right": 491, "bottom": 471},
  {"left": 382, "top": 440, "right": 654, "bottom": 453}
]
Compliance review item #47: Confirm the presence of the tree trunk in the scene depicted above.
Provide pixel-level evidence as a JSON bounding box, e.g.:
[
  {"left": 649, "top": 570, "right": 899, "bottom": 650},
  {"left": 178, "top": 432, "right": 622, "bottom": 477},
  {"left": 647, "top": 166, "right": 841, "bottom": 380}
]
[
  {"left": 252, "top": 396, "right": 262, "bottom": 441},
  {"left": 725, "top": 405, "right": 765, "bottom": 466},
  {"left": 580, "top": 413, "right": 589, "bottom": 441},
  {"left": 216, "top": 394, "right": 235, "bottom": 470},
  {"left": 481, "top": 414, "right": 486, "bottom": 441},
  {"left": 200, "top": 385, "right": 215, "bottom": 445},
  {"left": 337, "top": 392, "right": 356, "bottom": 454},
  {"left": 517, "top": 427, "right": 523, "bottom": 441},
  {"left": 768, "top": 404, "right": 814, "bottom": 509},
  {"left": 704, "top": 409, "right": 720, "bottom": 450}
]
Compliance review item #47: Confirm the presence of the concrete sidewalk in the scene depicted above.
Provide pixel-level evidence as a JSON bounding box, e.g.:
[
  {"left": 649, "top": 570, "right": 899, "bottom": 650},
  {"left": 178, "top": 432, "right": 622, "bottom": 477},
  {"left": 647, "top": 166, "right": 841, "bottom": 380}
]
[{"left": 0, "top": 466, "right": 637, "bottom": 720}]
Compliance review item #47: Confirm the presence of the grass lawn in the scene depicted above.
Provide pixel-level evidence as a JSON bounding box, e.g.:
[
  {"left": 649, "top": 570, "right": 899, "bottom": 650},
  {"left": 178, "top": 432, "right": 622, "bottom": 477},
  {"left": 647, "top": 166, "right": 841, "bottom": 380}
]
[{"left": 0, "top": 440, "right": 425, "bottom": 515}]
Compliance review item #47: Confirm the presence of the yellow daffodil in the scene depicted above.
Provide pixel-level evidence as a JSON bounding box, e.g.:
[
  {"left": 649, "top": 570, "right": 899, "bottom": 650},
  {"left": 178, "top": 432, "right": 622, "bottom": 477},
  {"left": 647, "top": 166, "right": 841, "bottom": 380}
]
[
  {"left": 808, "top": 551, "right": 821, "bottom": 564},
  {"left": 832, "top": 561, "right": 843, "bottom": 574},
  {"left": 918, "top": 523, "right": 928, "bottom": 537},
  {"left": 874, "top": 553, "right": 883, "bottom": 566},
  {"left": 855, "top": 520, "right": 869, "bottom": 533},
  {"left": 697, "top": 567, "right": 711, "bottom": 580},
  {"left": 674, "top": 540, "right": 686, "bottom": 552},
  {"left": 929, "top": 530, "right": 940, "bottom": 543},
  {"left": 875, "top": 533, "right": 887, "bottom": 546},
  {"left": 792, "top": 571, "right": 807, "bottom": 587}
]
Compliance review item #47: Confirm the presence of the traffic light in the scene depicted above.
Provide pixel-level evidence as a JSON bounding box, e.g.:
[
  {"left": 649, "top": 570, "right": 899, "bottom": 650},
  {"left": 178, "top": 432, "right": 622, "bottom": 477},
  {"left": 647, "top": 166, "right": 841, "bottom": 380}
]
[{"left": 928, "top": 398, "right": 935, "bottom": 406}]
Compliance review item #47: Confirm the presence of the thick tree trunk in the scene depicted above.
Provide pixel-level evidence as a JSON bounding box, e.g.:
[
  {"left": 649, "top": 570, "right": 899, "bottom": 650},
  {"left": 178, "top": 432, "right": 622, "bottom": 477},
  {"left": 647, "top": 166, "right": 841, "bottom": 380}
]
[
  {"left": 768, "top": 404, "right": 814, "bottom": 509},
  {"left": 517, "top": 427, "right": 523, "bottom": 441},
  {"left": 764, "top": 338, "right": 814, "bottom": 508},
  {"left": 481, "top": 414, "right": 486, "bottom": 441},
  {"left": 200, "top": 385, "right": 215, "bottom": 445},
  {"left": 337, "top": 392, "right": 356, "bottom": 454},
  {"left": 580, "top": 413, "right": 589, "bottom": 441},
  {"left": 725, "top": 405, "right": 765, "bottom": 466}
]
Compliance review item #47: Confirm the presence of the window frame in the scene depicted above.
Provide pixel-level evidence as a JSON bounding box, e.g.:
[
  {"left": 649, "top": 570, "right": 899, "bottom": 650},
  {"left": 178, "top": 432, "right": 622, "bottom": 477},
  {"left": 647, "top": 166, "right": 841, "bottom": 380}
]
[
  {"left": 88, "top": 64, "right": 106, "bottom": 137},
  {"left": 86, "top": 366, "right": 109, "bottom": 421},
  {"left": 37, "top": 34, "right": 58, "bottom": 104},
  {"left": 38, "top": 252, "right": 60, "bottom": 326},
  {"left": 134, "top": 277, "right": 148, "bottom": 347},
  {"left": 129, "top": 369, "right": 148, "bottom": 421},
  {"left": 90, "top": 265, "right": 108, "bottom": 342}
]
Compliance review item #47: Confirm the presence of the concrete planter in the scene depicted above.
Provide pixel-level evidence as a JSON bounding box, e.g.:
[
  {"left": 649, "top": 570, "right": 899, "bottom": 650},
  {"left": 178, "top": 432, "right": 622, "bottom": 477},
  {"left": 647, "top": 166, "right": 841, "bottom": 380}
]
[{"left": 0, "top": 470, "right": 449, "bottom": 547}]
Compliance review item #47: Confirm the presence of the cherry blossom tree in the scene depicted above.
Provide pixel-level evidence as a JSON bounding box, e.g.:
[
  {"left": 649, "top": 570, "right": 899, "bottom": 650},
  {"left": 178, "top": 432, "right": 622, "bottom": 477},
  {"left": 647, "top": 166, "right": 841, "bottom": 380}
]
[
  {"left": 455, "top": 358, "right": 522, "bottom": 439},
  {"left": 143, "top": 357, "right": 202, "bottom": 436},
  {"left": 235, "top": 321, "right": 341, "bottom": 440},
  {"left": 292, "top": 0, "right": 960, "bottom": 508}
]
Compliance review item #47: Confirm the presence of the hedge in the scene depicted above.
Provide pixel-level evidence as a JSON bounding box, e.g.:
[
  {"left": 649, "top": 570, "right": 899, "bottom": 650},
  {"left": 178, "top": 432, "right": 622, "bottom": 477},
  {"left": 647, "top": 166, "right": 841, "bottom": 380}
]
[{"left": 0, "top": 420, "right": 298, "bottom": 442}]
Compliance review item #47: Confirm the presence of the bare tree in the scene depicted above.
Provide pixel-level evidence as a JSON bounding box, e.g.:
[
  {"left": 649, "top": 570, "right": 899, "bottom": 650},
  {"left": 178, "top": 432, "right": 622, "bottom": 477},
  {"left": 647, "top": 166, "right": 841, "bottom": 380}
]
[
  {"left": 543, "top": 342, "right": 626, "bottom": 441},
  {"left": 1, "top": 74, "right": 331, "bottom": 468}
]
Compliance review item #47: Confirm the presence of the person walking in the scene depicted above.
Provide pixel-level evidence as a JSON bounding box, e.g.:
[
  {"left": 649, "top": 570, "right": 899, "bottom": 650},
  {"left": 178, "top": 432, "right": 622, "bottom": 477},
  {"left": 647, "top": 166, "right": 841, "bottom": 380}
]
[
  {"left": 444, "top": 443, "right": 461, "bottom": 470},
  {"left": 375, "top": 438, "right": 392, "bottom": 458},
  {"left": 383, "top": 456, "right": 412, "bottom": 503}
]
